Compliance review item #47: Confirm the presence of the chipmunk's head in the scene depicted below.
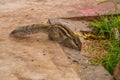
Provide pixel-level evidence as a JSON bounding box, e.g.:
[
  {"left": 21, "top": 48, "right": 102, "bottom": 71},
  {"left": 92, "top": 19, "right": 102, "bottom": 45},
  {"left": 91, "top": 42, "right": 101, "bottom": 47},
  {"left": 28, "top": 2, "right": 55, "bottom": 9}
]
[{"left": 10, "top": 28, "right": 27, "bottom": 38}]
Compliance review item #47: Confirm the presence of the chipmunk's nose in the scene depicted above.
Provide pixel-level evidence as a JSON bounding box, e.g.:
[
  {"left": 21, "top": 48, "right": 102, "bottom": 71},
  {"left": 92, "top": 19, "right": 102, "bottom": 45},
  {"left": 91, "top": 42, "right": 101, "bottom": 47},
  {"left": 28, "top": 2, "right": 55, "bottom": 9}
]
[
  {"left": 10, "top": 30, "right": 17, "bottom": 35},
  {"left": 9, "top": 30, "right": 18, "bottom": 37},
  {"left": 10, "top": 29, "right": 23, "bottom": 37}
]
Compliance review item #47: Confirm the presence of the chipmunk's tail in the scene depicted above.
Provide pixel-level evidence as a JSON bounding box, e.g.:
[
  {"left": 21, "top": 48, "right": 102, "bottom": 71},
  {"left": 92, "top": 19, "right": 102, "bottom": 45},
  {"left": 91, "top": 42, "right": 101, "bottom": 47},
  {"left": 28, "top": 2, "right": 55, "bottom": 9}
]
[{"left": 10, "top": 24, "right": 50, "bottom": 38}]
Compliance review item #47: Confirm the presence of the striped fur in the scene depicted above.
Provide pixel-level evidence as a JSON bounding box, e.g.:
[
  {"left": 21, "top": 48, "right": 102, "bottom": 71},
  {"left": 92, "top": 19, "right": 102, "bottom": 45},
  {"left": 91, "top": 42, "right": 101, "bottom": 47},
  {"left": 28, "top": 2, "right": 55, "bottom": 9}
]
[{"left": 48, "top": 24, "right": 82, "bottom": 50}]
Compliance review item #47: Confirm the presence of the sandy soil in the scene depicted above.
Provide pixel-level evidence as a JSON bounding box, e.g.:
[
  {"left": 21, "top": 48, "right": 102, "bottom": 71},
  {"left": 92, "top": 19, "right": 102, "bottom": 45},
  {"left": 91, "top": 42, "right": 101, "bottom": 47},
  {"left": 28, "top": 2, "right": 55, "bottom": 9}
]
[
  {"left": 0, "top": 0, "right": 114, "bottom": 80},
  {"left": 0, "top": 0, "right": 82, "bottom": 80}
]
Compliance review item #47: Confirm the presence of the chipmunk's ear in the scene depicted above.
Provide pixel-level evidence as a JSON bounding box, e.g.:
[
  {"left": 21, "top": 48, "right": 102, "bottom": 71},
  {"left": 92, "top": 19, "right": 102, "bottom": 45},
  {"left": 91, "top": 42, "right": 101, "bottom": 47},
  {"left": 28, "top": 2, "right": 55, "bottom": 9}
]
[
  {"left": 47, "top": 18, "right": 58, "bottom": 25},
  {"left": 47, "top": 18, "right": 52, "bottom": 24}
]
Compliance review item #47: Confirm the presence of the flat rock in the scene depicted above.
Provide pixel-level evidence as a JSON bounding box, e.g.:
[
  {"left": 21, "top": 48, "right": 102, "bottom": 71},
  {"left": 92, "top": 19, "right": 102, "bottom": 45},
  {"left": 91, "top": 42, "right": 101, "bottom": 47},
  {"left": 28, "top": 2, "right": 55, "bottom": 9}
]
[{"left": 62, "top": 47, "right": 114, "bottom": 80}]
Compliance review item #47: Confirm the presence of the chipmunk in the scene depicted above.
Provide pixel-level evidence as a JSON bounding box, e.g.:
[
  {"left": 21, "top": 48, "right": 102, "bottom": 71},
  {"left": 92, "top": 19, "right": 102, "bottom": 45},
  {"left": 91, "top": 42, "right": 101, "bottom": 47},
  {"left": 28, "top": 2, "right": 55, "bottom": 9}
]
[
  {"left": 48, "top": 24, "right": 82, "bottom": 50},
  {"left": 10, "top": 21, "right": 82, "bottom": 51}
]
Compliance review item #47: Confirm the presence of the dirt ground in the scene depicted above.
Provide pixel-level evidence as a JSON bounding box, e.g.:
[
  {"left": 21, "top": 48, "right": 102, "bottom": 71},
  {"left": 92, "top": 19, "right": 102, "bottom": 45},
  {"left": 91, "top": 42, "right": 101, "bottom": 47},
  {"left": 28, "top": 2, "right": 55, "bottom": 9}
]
[{"left": 0, "top": 0, "right": 115, "bottom": 80}]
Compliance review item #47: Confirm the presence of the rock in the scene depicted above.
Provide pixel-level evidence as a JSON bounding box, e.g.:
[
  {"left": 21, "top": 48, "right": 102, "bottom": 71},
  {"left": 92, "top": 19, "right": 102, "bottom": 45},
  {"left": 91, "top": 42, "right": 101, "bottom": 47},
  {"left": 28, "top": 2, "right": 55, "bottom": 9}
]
[
  {"left": 62, "top": 47, "right": 114, "bottom": 80},
  {"left": 114, "top": 60, "right": 120, "bottom": 80}
]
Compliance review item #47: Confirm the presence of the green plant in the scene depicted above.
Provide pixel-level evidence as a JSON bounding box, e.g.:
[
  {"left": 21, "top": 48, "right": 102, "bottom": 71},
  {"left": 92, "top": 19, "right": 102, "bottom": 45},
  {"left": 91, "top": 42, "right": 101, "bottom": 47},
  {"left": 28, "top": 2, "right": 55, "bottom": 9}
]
[
  {"left": 91, "top": 15, "right": 120, "bottom": 74},
  {"left": 91, "top": 15, "right": 120, "bottom": 40},
  {"left": 91, "top": 40, "right": 120, "bottom": 74},
  {"left": 101, "top": 40, "right": 120, "bottom": 74}
]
